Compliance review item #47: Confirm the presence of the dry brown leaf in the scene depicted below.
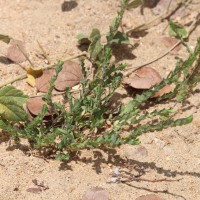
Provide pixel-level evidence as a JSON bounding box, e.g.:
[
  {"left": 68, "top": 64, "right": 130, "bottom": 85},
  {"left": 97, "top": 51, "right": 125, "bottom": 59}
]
[
  {"left": 135, "top": 194, "right": 164, "bottom": 200},
  {"left": 35, "top": 69, "right": 55, "bottom": 92},
  {"left": 82, "top": 187, "right": 109, "bottom": 200},
  {"left": 162, "top": 37, "right": 182, "bottom": 52},
  {"left": 26, "top": 97, "right": 49, "bottom": 116},
  {"left": 124, "top": 67, "right": 162, "bottom": 89},
  {"left": 6, "top": 39, "right": 27, "bottom": 63},
  {"left": 153, "top": 84, "right": 172, "bottom": 97},
  {"left": 54, "top": 61, "right": 82, "bottom": 91}
]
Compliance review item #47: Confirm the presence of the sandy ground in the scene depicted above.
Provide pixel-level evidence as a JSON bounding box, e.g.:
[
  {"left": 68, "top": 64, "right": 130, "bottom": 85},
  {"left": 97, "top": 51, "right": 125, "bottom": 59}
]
[{"left": 0, "top": 0, "right": 200, "bottom": 199}]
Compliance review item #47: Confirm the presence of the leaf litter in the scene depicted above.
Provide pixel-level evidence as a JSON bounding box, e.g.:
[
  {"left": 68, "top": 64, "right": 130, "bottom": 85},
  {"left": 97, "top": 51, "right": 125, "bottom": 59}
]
[
  {"left": 26, "top": 97, "right": 49, "bottom": 116},
  {"left": 6, "top": 39, "right": 28, "bottom": 63},
  {"left": 123, "top": 66, "right": 172, "bottom": 97},
  {"left": 54, "top": 60, "right": 82, "bottom": 91},
  {"left": 35, "top": 69, "right": 55, "bottom": 92},
  {"left": 123, "top": 66, "right": 162, "bottom": 89},
  {"left": 82, "top": 187, "right": 109, "bottom": 200}
]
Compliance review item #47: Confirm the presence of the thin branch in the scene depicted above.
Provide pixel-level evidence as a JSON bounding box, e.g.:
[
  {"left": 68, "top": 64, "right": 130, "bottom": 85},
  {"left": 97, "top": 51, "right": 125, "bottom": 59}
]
[
  {"left": 124, "top": 12, "right": 200, "bottom": 77},
  {"left": 0, "top": 53, "right": 87, "bottom": 88},
  {"left": 37, "top": 40, "right": 51, "bottom": 64},
  {"left": 120, "top": 175, "right": 183, "bottom": 183}
]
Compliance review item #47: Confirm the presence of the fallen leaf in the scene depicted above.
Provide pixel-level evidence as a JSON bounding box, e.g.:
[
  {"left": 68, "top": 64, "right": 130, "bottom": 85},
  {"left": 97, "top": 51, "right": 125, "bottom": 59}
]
[
  {"left": 26, "top": 187, "right": 42, "bottom": 194},
  {"left": 26, "top": 97, "right": 49, "bottom": 116},
  {"left": 135, "top": 194, "right": 163, "bottom": 200},
  {"left": 35, "top": 69, "right": 55, "bottom": 92},
  {"left": 26, "top": 67, "right": 43, "bottom": 87},
  {"left": 124, "top": 67, "right": 162, "bottom": 89},
  {"left": 82, "top": 187, "right": 109, "bottom": 200},
  {"left": 153, "top": 84, "right": 172, "bottom": 97},
  {"left": 162, "top": 37, "right": 182, "bottom": 52},
  {"left": 6, "top": 39, "right": 28, "bottom": 63},
  {"left": 54, "top": 61, "right": 82, "bottom": 91}
]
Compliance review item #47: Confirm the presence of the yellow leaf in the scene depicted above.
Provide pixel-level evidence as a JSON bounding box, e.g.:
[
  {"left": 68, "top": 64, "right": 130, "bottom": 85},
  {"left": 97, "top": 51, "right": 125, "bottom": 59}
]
[
  {"left": 26, "top": 74, "right": 36, "bottom": 87},
  {"left": 26, "top": 67, "right": 43, "bottom": 87}
]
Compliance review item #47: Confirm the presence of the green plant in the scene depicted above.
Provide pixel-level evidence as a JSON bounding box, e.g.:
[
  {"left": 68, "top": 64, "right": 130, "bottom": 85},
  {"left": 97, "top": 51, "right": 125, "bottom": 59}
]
[{"left": 0, "top": 0, "right": 200, "bottom": 160}]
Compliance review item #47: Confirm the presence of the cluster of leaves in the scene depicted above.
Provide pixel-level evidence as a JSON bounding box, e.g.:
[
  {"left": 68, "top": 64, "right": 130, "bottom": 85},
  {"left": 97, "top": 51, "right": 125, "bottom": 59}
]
[{"left": 0, "top": 0, "right": 200, "bottom": 160}]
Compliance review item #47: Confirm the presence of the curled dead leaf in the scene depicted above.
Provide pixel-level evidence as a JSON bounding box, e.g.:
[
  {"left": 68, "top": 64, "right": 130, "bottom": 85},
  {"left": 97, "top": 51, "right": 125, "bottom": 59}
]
[
  {"left": 54, "top": 61, "right": 82, "bottom": 91},
  {"left": 6, "top": 39, "right": 27, "bottom": 63},
  {"left": 82, "top": 187, "right": 109, "bottom": 200},
  {"left": 26, "top": 97, "right": 49, "bottom": 116},
  {"left": 135, "top": 194, "right": 164, "bottom": 200},
  {"left": 124, "top": 67, "right": 162, "bottom": 89},
  {"left": 35, "top": 69, "right": 55, "bottom": 92},
  {"left": 153, "top": 84, "right": 172, "bottom": 97}
]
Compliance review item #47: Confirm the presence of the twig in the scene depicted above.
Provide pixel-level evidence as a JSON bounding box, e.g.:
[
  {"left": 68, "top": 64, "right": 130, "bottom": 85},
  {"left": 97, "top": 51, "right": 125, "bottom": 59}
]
[
  {"left": 30, "top": 88, "right": 81, "bottom": 98},
  {"left": 0, "top": 73, "right": 27, "bottom": 88},
  {"left": 16, "top": 44, "right": 35, "bottom": 68},
  {"left": 37, "top": 40, "right": 51, "bottom": 64},
  {"left": 120, "top": 175, "right": 182, "bottom": 183},
  {"left": 124, "top": 12, "right": 200, "bottom": 77},
  {"left": 0, "top": 53, "right": 87, "bottom": 88}
]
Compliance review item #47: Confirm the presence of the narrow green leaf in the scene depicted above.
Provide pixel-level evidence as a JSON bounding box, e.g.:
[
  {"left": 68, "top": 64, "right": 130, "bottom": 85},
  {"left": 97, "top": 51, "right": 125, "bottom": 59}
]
[
  {"left": 169, "top": 21, "right": 188, "bottom": 39},
  {"left": 88, "top": 28, "right": 103, "bottom": 60},
  {"left": 110, "top": 31, "right": 129, "bottom": 45},
  {"left": 127, "top": 0, "right": 143, "bottom": 9}
]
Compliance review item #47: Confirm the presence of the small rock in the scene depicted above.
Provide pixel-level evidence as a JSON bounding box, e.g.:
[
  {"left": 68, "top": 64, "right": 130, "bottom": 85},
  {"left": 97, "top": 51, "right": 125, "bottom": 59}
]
[
  {"left": 122, "top": 145, "right": 148, "bottom": 160},
  {"left": 163, "top": 146, "right": 172, "bottom": 154},
  {"left": 112, "top": 168, "right": 120, "bottom": 175},
  {"left": 107, "top": 177, "right": 118, "bottom": 183},
  {"left": 82, "top": 187, "right": 109, "bottom": 200},
  {"left": 154, "top": 138, "right": 165, "bottom": 149}
]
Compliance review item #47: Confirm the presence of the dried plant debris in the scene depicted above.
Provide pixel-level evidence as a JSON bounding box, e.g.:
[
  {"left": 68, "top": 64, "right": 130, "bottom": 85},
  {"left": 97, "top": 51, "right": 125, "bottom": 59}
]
[
  {"left": 26, "top": 97, "right": 49, "bottom": 116},
  {"left": 153, "top": 84, "right": 172, "bottom": 97},
  {"left": 35, "top": 69, "right": 55, "bottom": 92},
  {"left": 82, "top": 187, "right": 109, "bottom": 200},
  {"left": 6, "top": 39, "right": 28, "bottom": 63},
  {"left": 135, "top": 194, "right": 164, "bottom": 200},
  {"left": 123, "top": 67, "right": 162, "bottom": 89},
  {"left": 54, "top": 61, "right": 82, "bottom": 91}
]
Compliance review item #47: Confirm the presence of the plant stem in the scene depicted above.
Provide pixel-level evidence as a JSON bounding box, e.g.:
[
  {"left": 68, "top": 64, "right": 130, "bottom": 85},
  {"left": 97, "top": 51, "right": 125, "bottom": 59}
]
[{"left": 0, "top": 53, "right": 87, "bottom": 88}]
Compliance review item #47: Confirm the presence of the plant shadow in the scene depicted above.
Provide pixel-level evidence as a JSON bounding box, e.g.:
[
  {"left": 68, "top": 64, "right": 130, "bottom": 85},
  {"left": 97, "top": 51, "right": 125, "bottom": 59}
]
[
  {"left": 112, "top": 44, "right": 137, "bottom": 63},
  {"left": 0, "top": 56, "right": 12, "bottom": 65},
  {"left": 61, "top": 1, "right": 78, "bottom": 12}
]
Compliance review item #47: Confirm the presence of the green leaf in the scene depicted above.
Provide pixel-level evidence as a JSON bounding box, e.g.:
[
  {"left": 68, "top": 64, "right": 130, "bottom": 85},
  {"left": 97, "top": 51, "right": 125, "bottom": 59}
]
[
  {"left": 0, "top": 86, "right": 28, "bottom": 121},
  {"left": 76, "top": 33, "right": 90, "bottom": 45},
  {"left": 110, "top": 31, "right": 130, "bottom": 45},
  {"left": 88, "top": 29, "right": 103, "bottom": 60},
  {"left": 169, "top": 21, "right": 188, "bottom": 39},
  {"left": 55, "top": 153, "right": 70, "bottom": 161},
  {"left": 0, "top": 34, "right": 11, "bottom": 44},
  {"left": 127, "top": 0, "right": 143, "bottom": 9}
]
